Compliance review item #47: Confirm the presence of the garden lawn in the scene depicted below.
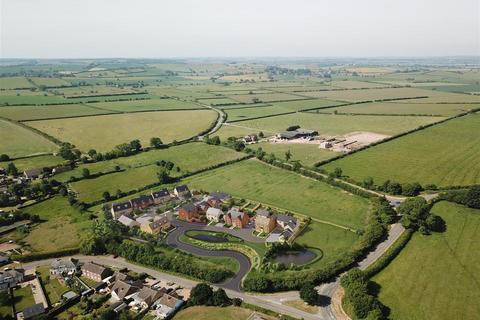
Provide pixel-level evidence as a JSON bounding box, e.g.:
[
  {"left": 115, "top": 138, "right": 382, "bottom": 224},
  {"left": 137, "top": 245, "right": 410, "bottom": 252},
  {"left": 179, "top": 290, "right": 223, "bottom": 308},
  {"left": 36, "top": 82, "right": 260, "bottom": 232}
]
[
  {"left": 26, "top": 110, "right": 217, "bottom": 152},
  {"left": 220, "top": 112, "right": 442, "bottom": 137},
  {"left": 373, "top": 201, "right": 480, "bottom": 320},
  {"left": 183, "top": 159, "right": 370, "bottom": 229},
  {"left": 13, "top": 286, "right": 35, "bottom": 312},
  {"left": 37, "top": 266, "right": 69, "bottom": 304},
  {"left": 0, "top": 119, "right": 58, "bottom": 157},
  {"left": 0, "top": 104, "right": 114, "bottom": 121},
  {"left": 321, "top": 112, "right": 480, "bottom": 187},
  {"left": 22, "top": 197, "right": 93, "bottom": 252}
]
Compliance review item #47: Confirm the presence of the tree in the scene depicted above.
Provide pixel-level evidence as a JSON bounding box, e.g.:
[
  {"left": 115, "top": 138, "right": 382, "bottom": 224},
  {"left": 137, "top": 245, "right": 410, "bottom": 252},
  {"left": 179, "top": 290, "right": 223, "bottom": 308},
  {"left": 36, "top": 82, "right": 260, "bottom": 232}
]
[
  {"left": 209, "top": 136, "right": 221, "bottom": 145},
  {"left": 87, "top": 149, "right": 97, "bottom": 158},
  {"left": 334, "top": 167, "right": 342, "bottom": 178},
  {"left": 363, "top": 177, "right": 374, "bottom": 189},
  {"left": 0, "top": 154, "right": 9, "bottom": 161},
  {"left": 255, "top": 147, "right": 266, "bottom": 160},
  {"left": 129, "top": 139, "right": 142, "bottom": 152},
  {"left": 82, "top": 168, "right": 90, "bottom": 178},
  {"left": 399, "top": 197, "right": 432, "bottom": 232},
  {"left": 59, "top": 143, "right": 80, "bottom": 161},
  {"left": 258, "top": 131, "right": 264, "bottom": 138},
  {"left": 285, "top": 149, "right": 292, "bottom": 162},
  {"left": 401, "top": 182, "right": 423, "bottom": 196},
  {"left": 157, "top": 168, "right": 172, "bottom": 184},
  {"left": 300, "top": 283, "right": 319, "bottom": 305},
  {"left": 102, "top": 191, "right": 111, "bottom": 201},
  {"left": 465, "top": 185, "right": 480, "bottom": 209},
  {"left": 150, "top": 137, "right": 164, "bottom": 148},
  {"left": 211, "top": 288, "right": 231, "bottom": 306},
  {"left": 189, "top": 283, "right": 213, "bottom": 305},
  {"left": 6, "top": 162, "right": 18, "bottom": 176}
]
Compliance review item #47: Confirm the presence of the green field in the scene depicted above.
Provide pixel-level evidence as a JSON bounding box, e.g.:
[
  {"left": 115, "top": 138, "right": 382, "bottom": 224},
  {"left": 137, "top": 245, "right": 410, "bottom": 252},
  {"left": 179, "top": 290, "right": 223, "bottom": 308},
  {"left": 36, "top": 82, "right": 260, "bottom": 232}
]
[
  {"left": 86, "top": 98, "right": 203, "bottom": 112},
  {"left": 13, "top": 286, "right": 35, "bottom": 312},
  {"left": 37, "top": 266, "right": 70, "bottom": 304},
  {"left": 27, "top": 110, "right": 217, "bottom": 152},
  {"left": 173, "top": 306, "right": 272, "bottom": 320},
  {"left": 225, "top": 105, "right": 295, "bottom": 122},
  {"left": 183, "top": 159, "right": 370, "bottom": 229},
  {"left": 68, "top": 143, "right": 245, "bottom": 202},
  {"left": 0, "top": 104, "right": 114, "bottom": 121},
  {"left": 249, "top": 142, "right": 339, "bottom": 167},
  {"left": 228, "top": 92, "right": 306, "bottom": 104},
  {"left": 218, "top": 112, "right": 443, "bottom": 137},
  {"left": 5, "top": 155, "right": 66, "bottom": 171},
  {"left": 23, "top": 197, "right": 93, "bottom": 252},
  {"left": 0, "top": 76, "right": 33, "bottom": 89},
  {"left": 373, "top": 202, "right": 480, "bottom": 320},
  {"left": 29, "top": 77, "right": 71, "bottom": 87},
  {"left": 322, "top": 113, "right": 480, "bottom": 187},
  {"left": 295, "top": 221, "right": 358, "bottom": 268},
  {"left": 0, "top": 119, "right": 58, "bottom": 157},
  {"left": 328, "top": 101, "right": 476, "bottom": 116},
  {"left": 198, "top": 97, "right": 240, "bottom": 106}
]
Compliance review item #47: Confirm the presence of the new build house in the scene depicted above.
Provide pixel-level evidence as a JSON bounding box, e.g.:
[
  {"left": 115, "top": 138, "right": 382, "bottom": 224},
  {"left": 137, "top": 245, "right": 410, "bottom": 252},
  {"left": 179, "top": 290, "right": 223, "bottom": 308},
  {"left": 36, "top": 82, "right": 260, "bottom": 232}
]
[
  {"left": 178, "top": 203, "right": 201, "bottom": 222},
  {"left": 225, "top": 207, "right": 249, "bottom": 228},
  {"left": 254, "top": 209, "right": 277, "bottom": 233},
  {"left": 82, "top": 262, "right": 112, "bottom": 283},
  {"left": 151, "top": 189, "right": 171, "bottom": 205},
  {"left": 111, "top": 202, "right": 133, "bottom": 219}
]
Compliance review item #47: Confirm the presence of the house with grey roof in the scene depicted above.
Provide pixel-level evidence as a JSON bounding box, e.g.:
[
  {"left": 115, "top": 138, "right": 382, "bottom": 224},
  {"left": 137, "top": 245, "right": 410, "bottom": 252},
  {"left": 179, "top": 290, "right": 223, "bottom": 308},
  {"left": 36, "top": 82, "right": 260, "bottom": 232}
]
[
  {"left": 50, "top": 258, "right": 79, "bottom": 277},
  {"left": 118, "top": 215, "right": 140, "bottom": 228},
  {"left": 82, "top": 262, "right": 112, "bottom": 283},
  {"left": 110, "top": 279, "right": 142, "bottom": 302},
  {"left": 206, "top": 207, "right": 223, "bottom": 222},
  {"left": 173, "top": 185, "right": 191, "bottom": 199},
  {"left": 111, "top": 201, "right": 133, "bottom": 219},
  {"left": 154, "top": 294, "right": 184, "bottom": 319},
  {"left": 0, "top": 268, "right": 24, "bottom": 289},
  {"left": 132, "top": 286, "right": 165, "bottom": 309},
  {"left": 151, "top": 189, "right": 171, "bottom": 205},
  {"left": 18, "top": 303, "right": 45, "bottom": 320}
]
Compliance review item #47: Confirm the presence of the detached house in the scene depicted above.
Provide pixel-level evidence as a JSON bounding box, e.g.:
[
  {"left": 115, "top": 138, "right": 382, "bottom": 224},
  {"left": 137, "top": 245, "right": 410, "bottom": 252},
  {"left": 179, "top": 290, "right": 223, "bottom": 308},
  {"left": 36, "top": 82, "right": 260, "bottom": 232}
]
[
  {"left": 243, "top": 134, "right": 258, "bottom": 144},
  {"left": 0, "top": 268, "right": 24, "bottom": 289},
  {"left": 151, "top": 189, "right": 171, "bottom": 205},
  {"left": 254, "top": 209, "right": 277, "bottom": 233},
  {"left": 110, "top": 280, "right": 142, "bottom": 302},
  {"left": 130, "top": 195, "right": 155, "bottom": 209},
  {"left": 133, "top": 286, "right": 165, "bottom": 309},
  {"left": 50, "top": 258, "right": 79, "bottom": 277},
  {"left": 225, "top": 207, "right": 249, "bottom": 228},
  {"left": 154, "top": 294, "right": 184, "bottom": 319},
  {"left": 82, "top": 262, "right": 112, "bottom": 283},
  {"left": 111, "top": 202, "right": 133, "bottom": 219},
  {"left": 23, "top": 168, "right": 43, "bottom": 180},
  {"left": 140, "top": 214, "right": 170, "bottom": 234},
  {"left": 206, "top": 207, "right": 223, "bottom": 222},
  {"left": 118, "top": 215, "right": 140, "bottom": 228},
  {"left": 178, "top": 203, "right": 201, "bottom": 222},
  {"left": 173, "top": 185, "right": 191, "bottom": 199}
]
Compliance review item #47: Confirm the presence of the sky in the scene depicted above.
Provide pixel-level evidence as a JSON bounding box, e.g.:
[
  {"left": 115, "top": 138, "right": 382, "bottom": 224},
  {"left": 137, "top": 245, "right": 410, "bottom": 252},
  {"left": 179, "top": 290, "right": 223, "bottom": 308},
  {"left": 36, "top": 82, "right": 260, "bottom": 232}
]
[{"left": 1, "top": 0, "right": 479, "bottom": 58}]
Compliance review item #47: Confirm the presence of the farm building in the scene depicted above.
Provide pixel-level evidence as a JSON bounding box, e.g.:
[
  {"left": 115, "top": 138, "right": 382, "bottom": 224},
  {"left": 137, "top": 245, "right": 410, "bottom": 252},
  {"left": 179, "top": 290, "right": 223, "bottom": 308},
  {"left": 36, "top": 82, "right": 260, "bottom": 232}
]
[
  {"left": 23, "top": 168, "right": 43, "bottom": 180},
  {"left": 276, "top": 128, "right": 318, "bottom": 140},
  {"left": 243, "top": 134, "right": 258, "bottom": 144},
  {"left": 118, "top": 215, "right": 140, "bottom": 228}
]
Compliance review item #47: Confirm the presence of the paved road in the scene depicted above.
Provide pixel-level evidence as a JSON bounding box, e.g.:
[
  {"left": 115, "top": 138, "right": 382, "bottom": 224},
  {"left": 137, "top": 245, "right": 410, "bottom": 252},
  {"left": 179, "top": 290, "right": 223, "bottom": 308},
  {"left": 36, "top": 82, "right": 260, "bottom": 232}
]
[
  {"left": 198, "top": 105, "right": 226, "bottom": 139},
  {"left": 165, "top": 225, "right": 251, "bottom": 292},
  {"left": 171, "top": 219, "right": 265, "bottom": 243}
]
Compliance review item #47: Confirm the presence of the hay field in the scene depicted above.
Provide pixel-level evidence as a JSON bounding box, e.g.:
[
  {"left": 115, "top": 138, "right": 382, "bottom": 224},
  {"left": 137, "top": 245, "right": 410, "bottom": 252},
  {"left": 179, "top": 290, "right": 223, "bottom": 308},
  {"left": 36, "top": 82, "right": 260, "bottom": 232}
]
[
  {"left": 27, "top": 110, "right": 217, "bottom": 152},
  {"left": 0, "top": 104, "right": 114, "bottom": 121},
  {"left": 86, "top": 98, "right": 203, "bottom": 112},
  {"left": 228, "top": 92, "right": 308, "bottom": 104},
  {"left": 29, "top": 77, "right": 71, "bottom": 87},
  {"left": 328, "top": 102, "right": 476, "bottom": 116},
  {"left": 321, "top": 113, "right": 480, "bottom": 187},
  {"left": 373, "top": 201, "right": 480, "bottom": 320},
  {"left": 0, "top": 119, "right": 58, "bottom": 157},
  {"left": 0, "top": 76, "right": 33, "bottom": 89},
  {"left": 330, "top": 80, "right": 389, "bottom": 89}
]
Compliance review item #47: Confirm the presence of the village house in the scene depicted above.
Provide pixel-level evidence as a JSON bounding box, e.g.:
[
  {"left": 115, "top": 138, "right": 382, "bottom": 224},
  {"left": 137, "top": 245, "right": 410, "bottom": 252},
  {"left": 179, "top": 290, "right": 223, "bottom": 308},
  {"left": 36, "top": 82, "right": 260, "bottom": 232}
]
[
  {"left": 243, "top": 134, "right": 258, "bottom": 144},
  {"left": 173, "top": 185, "right": 191, "bottom": 199},
  {"left": 276, "top": 214, "right": 298, "bottom": 233},
  {"left": 130, "top": 195, "right": 155, "bottom": 209},
  {"left": 110, "top": 279, "right": 142, "bottom": 302},
  {"left": 132, "top": 286, "right": 165, "bottom": 310},
  {"left": 118, "top": 215, "right": 140, "bottom": 228},
  {"left": 0, "top": 268, "right": 24, "bottom": 289},
  {"left": 178, "top": 203, "right": 201, "bottom": 222},
  {"left": 195, "top": 199, "right": 210, "bottom": 214},
  {"left": 111, "top": 201, "right": 133, "bottom": 219},
  {"left": 50, "top": 258, "right": 79, "bottom": 277},
  {"left": 139, "top": 214, "right": 170, "bottom": 234},
  {"left": 254, "top": 209, "right": 277, "bottom": 233},
  {"left": 225, "top": 207, "right": 249, "bottom": 228},
  {"left": 206, "top": 207, "right": 223, "bottom": 222},
  {"left": 151, "top": 189, "right": 171, "bottom": 205},
  {"left": 23, "top": 168, "right": 43, "bottom": 180},
  {"left": 82, "top": 262, "right": 112, "bottom": 283},
  {"left": 154, "top": 294, "right": 184, "bottom": 319},
  {"left": 0, "top": 252, "right": 10, "bottom": 265},
  {"left": 52, "top": 164, "right": 72, "bottom": 175}
]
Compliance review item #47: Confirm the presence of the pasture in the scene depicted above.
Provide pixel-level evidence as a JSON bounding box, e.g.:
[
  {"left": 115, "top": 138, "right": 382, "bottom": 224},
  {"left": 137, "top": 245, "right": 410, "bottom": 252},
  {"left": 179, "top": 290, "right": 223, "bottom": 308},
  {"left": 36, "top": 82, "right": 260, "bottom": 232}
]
[
  {"left": 225, "top": 105, "right": 295, "bottom": 122},
  {"left": 86, "top": 98, "right": 203, "bottom": 112},
  {"left": 173, "top": 306, "right": 276, "bottom": 320},
  {"left": 321, "top": 112, "right": 480, "bottom": 187},
  {"left": 68, "top": 143, "right": 245, "bottom": 202},
  {"left": 228, "top": 92, "right": 307, "bottom": 103},
  {"left": 373, "top": 201, "right": 480, "bottom": 320},
  {"left": 197, "top": 97, "right": 240, "bottom": 106},
  {"left": 221, "top": 112, "right": 443, "bottom": 136},
  {"left": 23, "top": 197, "right": 93, "bottom": 252},
  {"left": 183, "top": 159, "right": 370, "bottom": 229},
  {"left": 0, "top": 119, "right": 58, "bottom": 157},
  {"left": 0, "top": 104, "right": 114, "bottom": 121},
  {"left": 250, "top": 142, "right": 339, "bottom": 167},
  {"left": 0, "top": 76, "right": 33, "bottom": 89},
  {"left": 59, "top": 85, "right": 142, "bottom": 98},
  {"left": 29, "top": 77, "right": 71, "bottom": 87},
  {"left": 27, "top": 110, "right": 217, "bottom": 152},
  {"left": 327, "top": 102, "right": 475, "bottom": 116},
  {"left": 7, "top": 155, "right": 65, "bottom": 171},
  {"left": 330, "top": 80, "right": 389, "bottom": 89}
]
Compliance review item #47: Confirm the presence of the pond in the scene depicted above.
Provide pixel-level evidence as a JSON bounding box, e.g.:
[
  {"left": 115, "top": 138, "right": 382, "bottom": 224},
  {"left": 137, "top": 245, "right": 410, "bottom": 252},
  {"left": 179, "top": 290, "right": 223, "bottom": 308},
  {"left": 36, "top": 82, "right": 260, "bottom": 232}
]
[
  {"left": 191, "top": 233, "right": 227, "bottom": 243},
  {"left": 272, "top": 249, "right": 317, "bottom": 266}
]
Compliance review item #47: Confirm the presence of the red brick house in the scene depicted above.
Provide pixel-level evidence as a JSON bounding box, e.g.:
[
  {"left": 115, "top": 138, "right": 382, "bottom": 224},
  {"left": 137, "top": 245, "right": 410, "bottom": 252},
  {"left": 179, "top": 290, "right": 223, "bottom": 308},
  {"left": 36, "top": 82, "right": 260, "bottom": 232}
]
[
  {"left": 225, "top": 207, "right": 249, "bottom": 228},
  {"left": 130, "top": 195, "right": 154, "bottom": 209},
  {"left": 178, "top": 203, "right": 201, "bottom": 222}
]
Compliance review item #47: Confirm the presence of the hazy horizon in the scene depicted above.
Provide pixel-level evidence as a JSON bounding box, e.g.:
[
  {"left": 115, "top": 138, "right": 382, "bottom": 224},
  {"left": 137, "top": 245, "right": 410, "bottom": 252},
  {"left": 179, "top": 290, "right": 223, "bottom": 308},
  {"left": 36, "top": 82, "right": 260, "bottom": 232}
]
[{"left": 1, "top": 0, "right": 479, "bottom": 59}]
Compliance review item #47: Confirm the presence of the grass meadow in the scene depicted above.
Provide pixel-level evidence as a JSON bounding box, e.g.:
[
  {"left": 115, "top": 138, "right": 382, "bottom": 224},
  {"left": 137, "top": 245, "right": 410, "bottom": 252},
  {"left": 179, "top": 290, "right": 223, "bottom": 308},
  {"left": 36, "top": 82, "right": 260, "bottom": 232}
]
[
  {"left": 0, "top": 76, "right": 33, "bottom": 89},
  {"left": 321, "top": 113, "right": 480, "bottom": 187},
  {"left": 173, "top": 306, "right": 275, "bottom": 320},
  {"left": 183, "top": 159, "right": 370, "bottom": 229},
  {"left": 27, "top": 110, "right": 217, "bottom": 152},
  {"left": 87, "top": 98, "right": 203, "bottom": 112},
  {"left": 0, "top": 119, "right": 58, "bottom": 157},
  {"left": 373, "top": 201, "right": 480, "bottom": 320},
  {"left": 6, "top": 155, "right": 66, "bottom": 171},
  {"left": 0, "top": 104, "right": 114, "bottom": 121}
]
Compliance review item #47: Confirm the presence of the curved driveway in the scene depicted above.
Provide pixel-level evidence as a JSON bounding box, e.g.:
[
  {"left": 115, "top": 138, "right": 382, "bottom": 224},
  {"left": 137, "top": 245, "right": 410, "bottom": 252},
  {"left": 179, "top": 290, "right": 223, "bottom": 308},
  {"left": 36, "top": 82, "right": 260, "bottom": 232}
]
[{"left": 166, "top": 225, "right": 252, "bottom": 292}]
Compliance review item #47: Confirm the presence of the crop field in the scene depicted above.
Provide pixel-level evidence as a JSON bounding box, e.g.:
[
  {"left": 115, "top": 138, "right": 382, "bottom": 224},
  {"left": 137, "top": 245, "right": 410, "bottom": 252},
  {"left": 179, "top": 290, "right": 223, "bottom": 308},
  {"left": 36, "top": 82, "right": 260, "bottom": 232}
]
[
  {"left": 86, "top": 98, "right": 203, "bottom": 112},
  {"left": 221, "top": 112, "right": 443, "bottom": 136},
  {"left": 0, "top": 104, "right": 114, "bottom": 121},
  {"left": 0, "top": 119, "right": 58, "bottom": 157},
  {"left": 23, "top": 197, "right": 93, "bottom": 252},
  {"left": 327, "top": 102, "right": 475, "bottom": 116},
  {"left": 68, "top": 143, "right": 244, "bottom": 202},
  {"left": 183, "top": 159, "right": 370, "bottom": 229},
  {"left": 249, "top": 142, "right": 340, "bottom": 167},
  {"left": 0, "top": 76, "right": 33, "bottom": 89},
  {"left": 27, "top": 110, "right": 217, "bottom": 152},
  {"left": 6, "top": 155, "right": 66, "bottom": 171},
  {"left": 227, "top": 92, "right": 307, "bottom": 104},
  {"left": 322, "top": 112, "right": 480, "bottom": 187},
  {"left": 373, "top": 202, "right": 480, "bottom": 320}
]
